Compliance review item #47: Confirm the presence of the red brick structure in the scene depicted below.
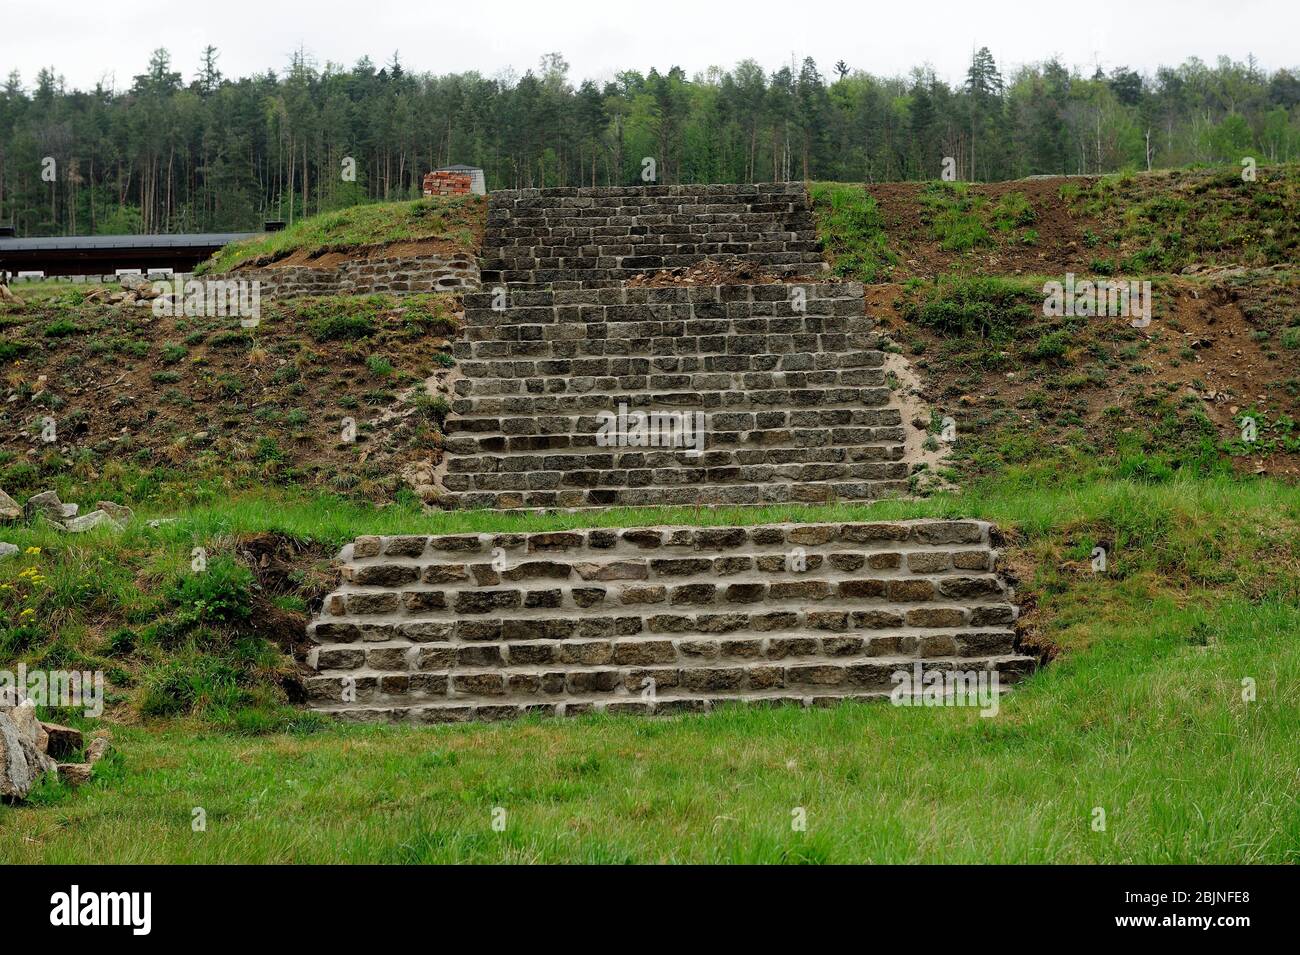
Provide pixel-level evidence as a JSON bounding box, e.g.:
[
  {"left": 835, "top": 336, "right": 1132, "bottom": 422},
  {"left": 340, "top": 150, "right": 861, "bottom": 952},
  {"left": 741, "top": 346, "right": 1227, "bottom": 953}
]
[{"left": 423, "top": 170, "right": 473, "bottom": 196}]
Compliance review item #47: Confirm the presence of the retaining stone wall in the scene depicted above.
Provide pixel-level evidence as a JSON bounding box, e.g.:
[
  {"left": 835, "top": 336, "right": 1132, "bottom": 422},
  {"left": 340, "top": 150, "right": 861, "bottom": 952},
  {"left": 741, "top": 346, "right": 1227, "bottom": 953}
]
[{"left": 236, "top": 252, "right": 479, "bottom": 298}]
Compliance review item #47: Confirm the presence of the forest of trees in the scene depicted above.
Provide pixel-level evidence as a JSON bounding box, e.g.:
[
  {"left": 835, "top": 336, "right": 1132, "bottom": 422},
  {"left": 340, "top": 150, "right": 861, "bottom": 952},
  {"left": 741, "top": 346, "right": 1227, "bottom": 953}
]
[{"left": 2, "top": 46, "right": 1298, "bottom": 236}]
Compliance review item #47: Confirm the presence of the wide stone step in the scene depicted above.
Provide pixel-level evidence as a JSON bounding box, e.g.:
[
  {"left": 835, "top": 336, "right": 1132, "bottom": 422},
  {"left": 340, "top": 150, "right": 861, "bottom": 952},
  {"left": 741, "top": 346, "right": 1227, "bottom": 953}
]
[
  {"left": 441, "top": 460, "right": 911, "bottom": 493},
  {"left": 448, "top": 386, "right": 897, "bottom": 419},
  {"left": 453, "top": 334, "right": 883, "bottom": 363},
  {"left": 310, "top": 660, "right": 1036, "bottom": 724},
  {"left": 450, "top": 350, "right": 885, "bottom": 381},
  {"left": 445, "top": 407, "right": 903, "bottom": 436},
  {"left": 305, "top": 651, "right": 1033, "bottom": 708},
  {"left": 452, "top": 367, "right": 888, "bottom": 397},
  {"left": 313, "top": 627, "right": 1020, "bottom": 671},
  {"left": 445, "top": 427, "right": 903, "bottom": 454},
  {"left": 463, "top": 287, "right": 865, "bottom": 319},
  {"left": 463, "top": 282, "right": 855, "bottom": 308},
  {"left": 462, "top": 321, "right": 876, "bottom": 347},
  {"left": 441, "top": 439, "right": 905, "bottom": 469},
  {"left": 435, "top": 479, "right": 913, "bottom": 509}
]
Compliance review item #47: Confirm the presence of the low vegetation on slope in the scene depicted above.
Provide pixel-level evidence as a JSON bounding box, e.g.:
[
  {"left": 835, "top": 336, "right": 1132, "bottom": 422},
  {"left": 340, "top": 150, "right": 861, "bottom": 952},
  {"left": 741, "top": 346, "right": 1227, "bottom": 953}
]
[
  {"left": 0, "top": 286, "right": 458, "bottom": 505},
  {"left": 884, "top": 271, "right": 1300, "bottom": 482},
  {"left": 199, "top": 195, "right": 486, "bottom": 274},
  {"left": 808, "top": 182, "right": 896, "bottom": 282},
  {"left": 813, "top": 163, "right": 1300, "bottom": 281},
  {"left": 1062, "top": 165, "right": 1300, "bottom": 273}
]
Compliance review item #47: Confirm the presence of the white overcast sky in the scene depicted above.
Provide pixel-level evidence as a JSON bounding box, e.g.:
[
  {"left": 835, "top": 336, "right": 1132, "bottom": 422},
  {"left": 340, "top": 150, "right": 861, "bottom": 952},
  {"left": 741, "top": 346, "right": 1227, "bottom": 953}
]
[{"left": 3, "top": 0, "right": 1296, "bottom": 93}]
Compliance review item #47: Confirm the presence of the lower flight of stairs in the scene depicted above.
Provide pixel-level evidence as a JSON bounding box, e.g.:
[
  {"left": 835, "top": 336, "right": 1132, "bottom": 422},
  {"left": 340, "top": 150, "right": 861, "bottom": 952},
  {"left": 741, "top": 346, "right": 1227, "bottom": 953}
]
[{"left": 304, "top": 519, "right": 1035, "bottom": 723}]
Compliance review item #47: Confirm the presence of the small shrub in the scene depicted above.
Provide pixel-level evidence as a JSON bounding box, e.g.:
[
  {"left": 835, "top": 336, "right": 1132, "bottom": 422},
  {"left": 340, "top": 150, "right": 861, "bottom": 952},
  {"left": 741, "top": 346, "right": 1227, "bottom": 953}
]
[
  {"left": 253, "top": 436, "right": 285, "bottom": 465},
  {"left": 166, "top": 555, "right": 254, "bottom": 625},
  {"left": 414, "top": 393, "right": 452, "bottom": 428},
  {"left": 0, "top": 339, "right": 31, "bottom": 361},
  {"left": 1029, "top": 330, "right": 1071, "bottom": 364},
  {"left": 902, "top": 277, "right": 1036, "bottom": 339},
  {"left": 44, "top": 319, "right": 80, "bottom": 337},
  {"left": 160, "top": 343, "right": 188, "bottom": 364}
]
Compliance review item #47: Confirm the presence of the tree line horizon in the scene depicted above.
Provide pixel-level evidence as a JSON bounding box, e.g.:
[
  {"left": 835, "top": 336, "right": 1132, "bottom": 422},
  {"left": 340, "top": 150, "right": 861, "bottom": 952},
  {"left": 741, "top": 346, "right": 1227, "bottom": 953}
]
[{"left": 1, "top": 46, "right": 1297, "bottom": 236}]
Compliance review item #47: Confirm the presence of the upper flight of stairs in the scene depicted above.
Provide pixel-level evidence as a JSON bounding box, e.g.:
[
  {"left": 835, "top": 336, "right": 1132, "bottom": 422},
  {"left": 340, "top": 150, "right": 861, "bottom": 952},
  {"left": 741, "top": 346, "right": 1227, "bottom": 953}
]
[
  {"left": 479, "top": 181, "right": 825, "bottom": 288},
  {"left": 437, "top": 182, "right": 909, "bottom": 509}
]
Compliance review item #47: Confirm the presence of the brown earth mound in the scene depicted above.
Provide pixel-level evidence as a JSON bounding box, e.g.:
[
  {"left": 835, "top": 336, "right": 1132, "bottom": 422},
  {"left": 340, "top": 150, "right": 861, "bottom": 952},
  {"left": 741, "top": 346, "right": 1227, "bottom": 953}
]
[
  {"left": 871, "top": 273, "right": 1300, "bottom": 480},
  {"left": 0, "top": 290, "right": 460, "bottom": 502},
  {"left": 867, "top": 177, "right": 1098, "bottom": 280},
  {"left": 236, "top": 237, "right": 470, "bottom": 271}
]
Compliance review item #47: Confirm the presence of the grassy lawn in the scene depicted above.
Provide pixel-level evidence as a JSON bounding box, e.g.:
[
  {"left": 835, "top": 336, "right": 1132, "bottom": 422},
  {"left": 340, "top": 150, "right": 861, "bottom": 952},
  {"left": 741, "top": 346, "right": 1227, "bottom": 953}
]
[
  {"left": 2, "top": 474, "right": 1298, "bottom": 862},
  {"left": 1, "top": 592, "right": 1294, "bottom": 863}
]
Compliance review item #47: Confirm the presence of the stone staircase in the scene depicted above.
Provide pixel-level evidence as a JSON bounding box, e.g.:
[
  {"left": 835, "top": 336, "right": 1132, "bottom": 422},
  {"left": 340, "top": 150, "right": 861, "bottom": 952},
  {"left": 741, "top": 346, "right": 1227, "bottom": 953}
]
[
  {"left": 479, "top": 181, "right": 824, "bottom": 287},
  {"left": 437, "top": 183, "right": 908, "bottom": 509},
  {"left": 304, "top": 520, "right": 1035, "bottom": 722},
  {"left": 300, "top": 184, "right": 1039, "bottom": 724}
]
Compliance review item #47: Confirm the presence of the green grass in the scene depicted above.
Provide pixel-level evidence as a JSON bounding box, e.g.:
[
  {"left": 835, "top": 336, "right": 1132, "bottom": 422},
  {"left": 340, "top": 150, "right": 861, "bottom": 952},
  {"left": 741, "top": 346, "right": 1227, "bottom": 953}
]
[
  {"left": 901, "top": 274, "right": 1041, "bottom": 338},
  {"left": 1, "top": 593, "right": 1295, "bottom": 862},
  {"left": 809, "top": 181, "right": 897, "bottom": 281},
  {"left": 919, "top": 182, "right": 991, "bottom": 251},
  {"left": 1, "top": 474, "right": 1299, "bottom": 861},
  {"left": 199, "top": 195, "right": 484, "bottom": 274}
]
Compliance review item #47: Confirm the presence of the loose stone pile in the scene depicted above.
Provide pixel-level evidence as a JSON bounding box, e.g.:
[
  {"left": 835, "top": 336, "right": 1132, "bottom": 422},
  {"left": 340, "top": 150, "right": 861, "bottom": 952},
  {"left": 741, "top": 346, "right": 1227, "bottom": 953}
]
[{"left": 0, "top": 691, "right": 110, "bottom": 801}]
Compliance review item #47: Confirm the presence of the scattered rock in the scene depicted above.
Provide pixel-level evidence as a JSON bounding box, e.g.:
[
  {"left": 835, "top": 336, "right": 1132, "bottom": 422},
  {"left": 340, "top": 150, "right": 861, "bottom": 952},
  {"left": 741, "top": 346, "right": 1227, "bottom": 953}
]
[
  {"left": 96, "top": 501, "right": 135, "bottom": 526},
  {"left": 0, "top": 700, "right": 57, "bottom": 801},
  {"left": 146, "top": 518, "right": 177, "bottom": 528},
  {"left": 24, "top": 489, "right": 66, "bottom": 525},
  {"left": 86, "top": 737, "right": 110, "bottom": 764},
  {"left": 63, "top": 509, "right": 123, "bottom": 533},
  {"left": 40, "top": 722, "right": 83, "bottom": 760},
  {"left": 0, "top": 542, "right": 17, "bottom": 562},
  {"left": 60, "top": 503, "right": 79, "bottom": 519},
  {"left": 56, "top": 763, "right": 93, "bottom": 787},
  {"left": 0, "top": 489, "right": 21, "bottom": 521}
]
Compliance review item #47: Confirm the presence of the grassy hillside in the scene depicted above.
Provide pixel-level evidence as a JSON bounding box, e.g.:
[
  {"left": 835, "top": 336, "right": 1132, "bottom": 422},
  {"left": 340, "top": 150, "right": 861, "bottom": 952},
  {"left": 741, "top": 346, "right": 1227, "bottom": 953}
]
[
  {"left": 199, "top": 195, "right": 485, "bottom": 274},
  {"left": 812, "top": 165, "right": 1300, "bottom": 482},
  {"left": 813, "top": 164, "right": 1300, "bottom": 282},
  {"left": 0, "top": 287, "right": 459, "bottom": 505}
]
